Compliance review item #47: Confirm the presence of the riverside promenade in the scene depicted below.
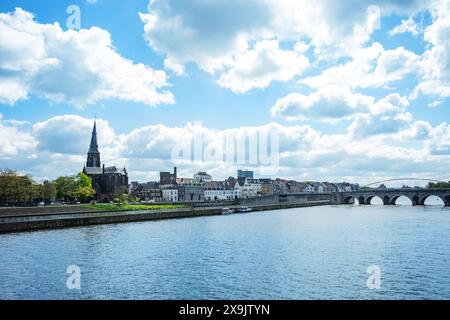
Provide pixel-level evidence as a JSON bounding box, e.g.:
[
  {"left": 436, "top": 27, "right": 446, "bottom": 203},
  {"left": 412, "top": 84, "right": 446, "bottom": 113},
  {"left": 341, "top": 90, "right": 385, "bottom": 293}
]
[{"left": 0, "top": 197, "right": 330, "bottom": 233}]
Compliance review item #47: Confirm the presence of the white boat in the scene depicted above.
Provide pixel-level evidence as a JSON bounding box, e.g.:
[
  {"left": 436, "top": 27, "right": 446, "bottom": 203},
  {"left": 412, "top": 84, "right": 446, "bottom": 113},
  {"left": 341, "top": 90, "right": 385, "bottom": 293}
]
[
  {"left": 221, "top": 207, "right": 234, "bottom": 215},
  {"left": 237, "top": 206, "right": 252, "bottom": 213}
]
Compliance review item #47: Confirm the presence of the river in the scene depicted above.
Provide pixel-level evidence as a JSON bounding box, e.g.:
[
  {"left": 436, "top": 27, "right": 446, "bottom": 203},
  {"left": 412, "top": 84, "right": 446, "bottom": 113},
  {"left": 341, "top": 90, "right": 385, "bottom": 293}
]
[{"left": 1, "top": 202, "right": 449, "bottom": 299}]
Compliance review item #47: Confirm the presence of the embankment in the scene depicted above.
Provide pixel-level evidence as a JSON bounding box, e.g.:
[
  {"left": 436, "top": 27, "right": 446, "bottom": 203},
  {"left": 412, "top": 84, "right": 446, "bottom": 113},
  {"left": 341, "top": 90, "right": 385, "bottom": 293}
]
[{"left": 0, "top": 199, "right": 330, "bottom": 234}]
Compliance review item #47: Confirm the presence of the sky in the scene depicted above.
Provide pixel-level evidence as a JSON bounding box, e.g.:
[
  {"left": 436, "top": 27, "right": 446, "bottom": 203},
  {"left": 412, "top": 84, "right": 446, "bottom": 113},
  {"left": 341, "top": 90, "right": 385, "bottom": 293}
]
[{"left": 0, "top": 0, "right": 449, "bottom": 184}]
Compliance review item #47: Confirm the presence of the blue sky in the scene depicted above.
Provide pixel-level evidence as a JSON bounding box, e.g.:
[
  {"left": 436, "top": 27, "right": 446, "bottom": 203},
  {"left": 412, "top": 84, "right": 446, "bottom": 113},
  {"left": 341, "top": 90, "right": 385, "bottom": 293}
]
[{"left": 0, "top": 0, "right": 449, "bottom": 184}]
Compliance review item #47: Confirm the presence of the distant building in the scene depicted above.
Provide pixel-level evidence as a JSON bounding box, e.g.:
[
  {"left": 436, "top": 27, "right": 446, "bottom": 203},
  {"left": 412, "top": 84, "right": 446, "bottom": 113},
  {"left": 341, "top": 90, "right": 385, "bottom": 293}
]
[
  {"left": 302, "top": 184, "right": 314, "bottom": 193},
  {"left": 313, "top": 183, "right": 325, "bottom": 193},
  {"left": 130, "top": 181, "right": 162, "bottom": 202},
  {"left": 259, "top": 178, "right": 274, "bottom": 195},
  {"left": 161, "top": 186, "right": 178, "bottom": 202},
  {"left": 176, "top": 178, "right": 204, "bottom": 202},
  {"left": 204, "top": 181, "right": 240, "bottom": 201},
  {"left": 160, "top": 167, "right": 177, "bottom": 185},
  {"left": 237, "top": 177, "right": 261, "bottom": 198},
  {"left": 273, "top": 179, "right": 289, "bottom": 194},
  {"left": 237, "top": 169, "right": 254, "bottom": 179},
  {"left": 193, "top": 171, "right": 212, "bottom": 183},
  {"left": 83, "top": 121, "right": 128, "bottom": 202}
]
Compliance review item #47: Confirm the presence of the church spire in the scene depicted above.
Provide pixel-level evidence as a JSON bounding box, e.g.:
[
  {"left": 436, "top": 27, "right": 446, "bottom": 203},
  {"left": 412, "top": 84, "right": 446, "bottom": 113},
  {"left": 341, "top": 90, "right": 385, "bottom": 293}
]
[
  {"left": 89, "top": 120, "right": 99, "bottom": 152},
  {"left": 86, "top": 120, "right": 101, "bottom": 167}
]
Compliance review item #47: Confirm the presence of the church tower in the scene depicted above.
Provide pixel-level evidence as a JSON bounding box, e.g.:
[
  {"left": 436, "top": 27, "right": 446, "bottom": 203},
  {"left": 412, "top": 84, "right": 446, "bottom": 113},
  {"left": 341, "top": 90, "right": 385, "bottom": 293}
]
[{"left": 86, "top": 121, "right": 101, "bottom": 168}]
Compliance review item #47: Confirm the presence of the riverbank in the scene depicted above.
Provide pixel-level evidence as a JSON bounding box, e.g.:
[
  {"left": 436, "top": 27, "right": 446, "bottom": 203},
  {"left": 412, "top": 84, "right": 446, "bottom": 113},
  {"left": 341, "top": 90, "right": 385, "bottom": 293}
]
[{"left": 0, "top": 200, "right": 330, "bottom": 234}]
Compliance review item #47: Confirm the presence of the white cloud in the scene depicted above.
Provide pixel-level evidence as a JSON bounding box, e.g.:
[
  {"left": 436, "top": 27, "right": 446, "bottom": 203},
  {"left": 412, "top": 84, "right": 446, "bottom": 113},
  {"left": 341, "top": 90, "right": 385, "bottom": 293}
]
[
  {"left": 427, "top": 122, "right": 450, "bottom": 155},
  {"left": 414, "top": 3, "right": 450, "bottom": 98},
  {"left": 216, "top": 40, "right": 309, "bottom": 93},
  {"left": 140, "top": 0, "right": 424, "bottom": 74},
  {"left": 163, "top": 58, "right": 185, "bottom": 76},
  {"left": 0, "top": 8, "right": 174, "bottom": 107},
  {"left": 0, "top": 114, "right": 36, "bottom": 158},
  {"left": 373, "top": 47, "right": 420, "bottom": 84},
  {"left": 389, "top": 18, "right": 420, "bottom": 36},
  {"left": 348, "top": 112, "right": 412, "bottom": 138},
  {"left": 32, "top": 115, "right": 116, "bottom": 156},
  {"left": 271, "top": 86, "right": 374, "bottom": 121},
  {"left": 370, "top": 93, "right": 410, "bottom": 115},
  {"left": 302, "top": 44, "right": 419, "bottom": 90},
  {"left": 139, "top": 0, "right": 270, "bottom": 73},
  {"left": 396, "top": 120, "right": 433, "bottom": 140}
]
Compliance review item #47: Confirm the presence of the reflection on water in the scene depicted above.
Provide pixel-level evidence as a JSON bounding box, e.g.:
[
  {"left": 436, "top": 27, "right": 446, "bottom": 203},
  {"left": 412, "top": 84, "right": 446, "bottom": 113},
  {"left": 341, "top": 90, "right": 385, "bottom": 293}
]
[{"left": 0, "top": 204, "right": 449, "bottom": 299}]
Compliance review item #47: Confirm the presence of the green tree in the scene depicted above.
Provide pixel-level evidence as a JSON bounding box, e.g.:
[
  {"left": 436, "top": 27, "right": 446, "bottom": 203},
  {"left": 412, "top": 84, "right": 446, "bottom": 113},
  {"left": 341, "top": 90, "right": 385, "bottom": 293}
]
[
  {"left": 427, "top": 182, "right": 450, "bottom": 189},
  {"left": 41, "top": 181, "right": 56, "bottom": 203},
  {"left": 0, "top": 169, "right": 39, "bottom": 206},
  {"left": 54, "top": 176, "right": 76, "bottom": 201},
  {"left": 73, "top": 173, "right": 95, "bottom": 201},
  {"left": 53, "top": 173, "right": 95, "bottom": 203}
]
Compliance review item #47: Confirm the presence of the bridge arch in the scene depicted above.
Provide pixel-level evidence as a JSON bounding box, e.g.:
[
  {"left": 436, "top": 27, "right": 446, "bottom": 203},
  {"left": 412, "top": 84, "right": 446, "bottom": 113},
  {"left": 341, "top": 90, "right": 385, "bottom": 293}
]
[
  {"left": 343, "top": 195, "right": 362, "bottom": 205},
  {"left": 389, "top": 194, "right": 413, "bottom": 205},
  {"left": 365, "top": 195, "right": 384, "bottom": 205},
  {"left": 419, "top": 194, "right": 447, "bottom": 206}
]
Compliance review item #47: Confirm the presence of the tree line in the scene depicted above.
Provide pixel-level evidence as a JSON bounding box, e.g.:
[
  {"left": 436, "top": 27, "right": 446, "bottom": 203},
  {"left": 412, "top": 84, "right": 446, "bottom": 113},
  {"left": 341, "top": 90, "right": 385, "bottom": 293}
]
[
  {"left": 427, "top": 181, "right": 450, "bottom": 189},
  {"left": 0, "top": 169, "right": 95, "bottom": 207}
]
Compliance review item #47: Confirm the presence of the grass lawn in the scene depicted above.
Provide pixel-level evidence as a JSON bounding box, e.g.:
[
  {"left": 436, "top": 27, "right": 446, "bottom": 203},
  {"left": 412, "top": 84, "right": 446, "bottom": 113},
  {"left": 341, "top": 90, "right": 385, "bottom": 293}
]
[{"left": 82, "top": 203, "right": 190, "bottom": 211}]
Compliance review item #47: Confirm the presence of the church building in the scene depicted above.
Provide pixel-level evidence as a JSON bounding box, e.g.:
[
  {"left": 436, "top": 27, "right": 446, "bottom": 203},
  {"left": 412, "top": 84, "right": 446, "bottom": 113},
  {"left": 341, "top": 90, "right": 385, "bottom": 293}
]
[{"left": 83, "top": 121, "right": 128, "bottom": 202}]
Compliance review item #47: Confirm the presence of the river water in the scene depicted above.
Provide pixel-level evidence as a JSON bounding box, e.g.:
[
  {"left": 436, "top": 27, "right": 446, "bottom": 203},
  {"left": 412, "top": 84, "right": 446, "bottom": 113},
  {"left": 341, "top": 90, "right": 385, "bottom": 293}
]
[{"left": 1, "top": 203, "right": 450, "bottom": 299}]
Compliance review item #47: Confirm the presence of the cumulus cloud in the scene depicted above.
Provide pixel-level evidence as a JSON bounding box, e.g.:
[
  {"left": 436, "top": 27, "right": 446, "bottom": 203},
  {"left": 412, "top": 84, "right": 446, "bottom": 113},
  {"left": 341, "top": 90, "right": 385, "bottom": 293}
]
[
  {"left": 271, "top": 86, "right": 374, "bottom": 121},
  {"left": 427, "top": 122, "right": 450, "bottom": 155},
  {"left": 302, "top": 44, "right": 420, "bottom": 90},
  {"left": 140, "top": 0, "right": 424, "bottom": 85},
  {"left": 0, "top": 8, "right": 174, "bottom": 107},
  {"left": 217, "top": 40, "right": 309, "bottom": 93},
  {"left": 389, "top": 18, "right": 420, "bottom": 36},
  {"left": 32, "top": 115, "right": 116, "bottom": 155},
  {"left": 139, "top": 0, "right": 271, "bottom": 73},
  {"left": 414, "top": 2, "right": 450, "bottom": 98},
  {"left": 1, "top": 114, "right": 449, "bottom": 183},
  {"left": 0, "top": 114, "right": 36, "bottom": 157},
  {"left": 348, "top": 112, "right": 412, "bottom": 137}
]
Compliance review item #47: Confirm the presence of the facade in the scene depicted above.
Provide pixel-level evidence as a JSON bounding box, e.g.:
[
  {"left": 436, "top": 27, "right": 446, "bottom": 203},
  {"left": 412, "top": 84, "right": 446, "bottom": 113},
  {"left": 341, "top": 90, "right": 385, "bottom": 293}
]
[
  {"left": 273, "top": 179, "right": 289, "bottom": 194},
  {"left": 176, "top": 178, "right": 205, "bottom": 202},
  {"left": 83, "top": 121, "right": 128, "bottom": 202},
  {"left": 162, "top": 187, "right": 178, "bottom": 202},
  {"left": 288, "top": 181, "right": 304, "bottom": 193},
  {"left": 260, "top": 178, "right": 274, "bottom": 195},
  {"left": 193, "top": 171, "right": 212, "bottom": 183},
  {"left": 314, "top": 183, "right": 325, "bottom": 193},
  {"left": 204, "top": 181, "right": 240, "bottom": 201},
  {"left": 160, "top": 167, "right": 177, "bottom": 185},
  {"left": 237, "top": 177, "right": 261, "bottom": 198},
  {"left": 130, "top": 181, "right": 162, "bottom": 202},
  {"left": 302, "top": 184, "right": 315, "bottom": 193}
]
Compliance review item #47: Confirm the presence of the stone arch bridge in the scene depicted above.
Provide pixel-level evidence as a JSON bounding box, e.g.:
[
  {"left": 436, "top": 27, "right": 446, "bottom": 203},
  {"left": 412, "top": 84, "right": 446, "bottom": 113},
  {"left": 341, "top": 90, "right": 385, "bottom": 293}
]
[{"left": 331, "top": 189, "right": 450, "bottom": 206}]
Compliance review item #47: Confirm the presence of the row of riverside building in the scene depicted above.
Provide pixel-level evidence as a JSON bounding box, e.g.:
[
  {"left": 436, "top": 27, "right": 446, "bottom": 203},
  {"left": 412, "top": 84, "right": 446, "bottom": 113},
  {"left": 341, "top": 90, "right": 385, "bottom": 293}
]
[
  {"left": 82, "top": 121, "right": 357, "bottom": 203},
  {"left": 129, "top": 167, "right": 357, "bottom": 203}
]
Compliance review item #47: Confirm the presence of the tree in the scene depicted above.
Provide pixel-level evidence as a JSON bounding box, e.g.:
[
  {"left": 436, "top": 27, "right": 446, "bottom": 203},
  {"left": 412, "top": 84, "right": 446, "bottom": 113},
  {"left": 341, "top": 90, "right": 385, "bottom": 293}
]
[
  {"left": 427, "top": 182, "right": 450, "bottom": 189},
  {"left": 0, "top": 169, "right": 40, "bottom": 206},
  {"left": 41, "top": 181, "right": 56, "bottom": 203},
  {"left": 53, "top": 173, "right": 95, "bottom": 202},
  {"left": 54, "top": 176, "right": 76, "bottom": 201}
]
